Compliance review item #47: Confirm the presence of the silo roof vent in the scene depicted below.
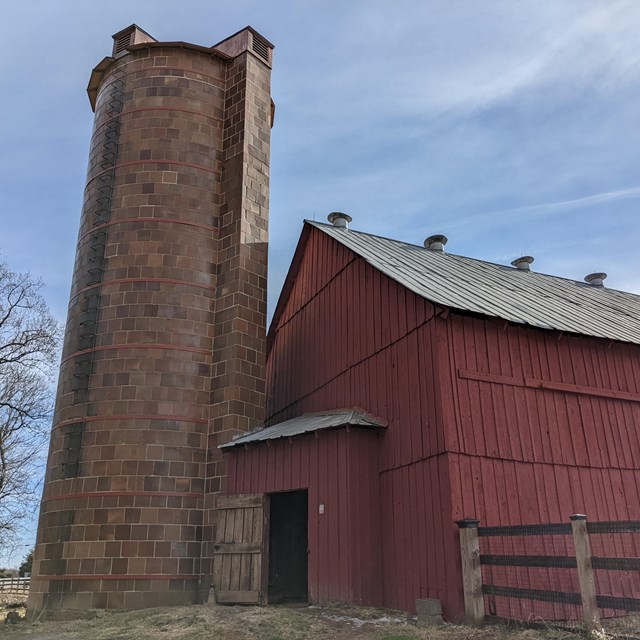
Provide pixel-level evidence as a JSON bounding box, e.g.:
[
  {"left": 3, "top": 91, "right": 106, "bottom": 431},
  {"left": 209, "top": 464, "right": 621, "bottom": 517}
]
[
  {"left": 251, "top": 33, "right": 270, "bottom": 62},
  {"left": 424, "top": 234, "right": 448, "bottom": 252},
  {"left": 114, "top": 30, "right": 133, "bottom": 56},
  {"left": 111, "top": 24, "right": 157, "bottom": 58},
  {"left": 511, "top": 256, "right": 534, "bottom": 271},
  {"left": 213, "top": 27, "right": 274, "bottom": 68},
  {"left": 584, "top": 272, "right": 607, "bottom": 287},
  {"left": 327, "top": 212, "right": 352, "bottom": 229}
]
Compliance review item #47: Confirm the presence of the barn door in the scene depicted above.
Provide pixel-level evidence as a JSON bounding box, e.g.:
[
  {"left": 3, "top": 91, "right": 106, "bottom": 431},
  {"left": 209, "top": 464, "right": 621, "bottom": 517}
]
[{"left": 213, "top": 494, "right": 269, "bottom": 604}]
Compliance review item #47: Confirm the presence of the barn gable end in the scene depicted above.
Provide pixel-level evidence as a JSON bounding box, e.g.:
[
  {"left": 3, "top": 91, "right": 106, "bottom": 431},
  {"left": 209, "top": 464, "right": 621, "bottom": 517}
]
[{"left": 239, "top": 224, "right": 463, "bottom": 614}]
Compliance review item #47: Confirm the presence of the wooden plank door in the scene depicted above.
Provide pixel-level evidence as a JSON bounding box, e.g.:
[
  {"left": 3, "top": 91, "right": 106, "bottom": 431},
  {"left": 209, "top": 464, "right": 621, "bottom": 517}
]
[{"left": 213, "top": 493, "right": 269, "bottom": 604}]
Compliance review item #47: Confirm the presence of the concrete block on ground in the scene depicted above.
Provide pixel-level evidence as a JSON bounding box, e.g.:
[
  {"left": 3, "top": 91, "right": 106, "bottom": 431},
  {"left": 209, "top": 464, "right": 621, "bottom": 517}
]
[{"left": 416, "top": 598, "right": 444, "bottom": 627}]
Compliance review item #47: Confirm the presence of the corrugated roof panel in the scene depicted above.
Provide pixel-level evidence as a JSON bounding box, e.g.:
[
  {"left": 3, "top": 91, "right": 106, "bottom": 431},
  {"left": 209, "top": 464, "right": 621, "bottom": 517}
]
[
  {"left": 220, "top": 408, "right": 387, "bottom": 449},
  {"left": 310, "top": 222, "right": 640, "bottom": 345}
]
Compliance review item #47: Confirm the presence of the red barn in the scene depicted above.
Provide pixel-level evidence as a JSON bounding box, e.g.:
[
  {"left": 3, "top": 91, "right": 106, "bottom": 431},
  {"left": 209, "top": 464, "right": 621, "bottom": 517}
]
[{"left": 218, "top": 215, "right": 640, "bottom": 619}]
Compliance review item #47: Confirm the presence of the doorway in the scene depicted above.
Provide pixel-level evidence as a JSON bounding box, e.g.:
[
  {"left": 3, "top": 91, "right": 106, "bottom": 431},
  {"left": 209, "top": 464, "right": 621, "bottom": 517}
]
[{"left": 268, "top": 490, "right": 308, "bottom": 603}]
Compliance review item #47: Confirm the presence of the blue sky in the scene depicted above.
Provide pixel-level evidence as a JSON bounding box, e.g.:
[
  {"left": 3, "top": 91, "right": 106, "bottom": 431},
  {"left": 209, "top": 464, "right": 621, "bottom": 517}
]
[
  {"left": 2, "top": 0, "right": 640, "bottom": 323},
  {"left": 1, "top": 0, "right": 639, "bottom": 563}
]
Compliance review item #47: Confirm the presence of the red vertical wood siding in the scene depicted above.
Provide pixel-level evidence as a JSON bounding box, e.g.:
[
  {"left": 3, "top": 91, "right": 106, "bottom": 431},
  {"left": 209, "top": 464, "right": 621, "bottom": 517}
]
[
  {"left": 226, "top": 428, "right": 382, "bottom": 605},
  {"left": 444, "top": 313, "right": 640, "bottom": 525},
  {"left": 265, "top": 229, "right": 445, "bottom": 464}
]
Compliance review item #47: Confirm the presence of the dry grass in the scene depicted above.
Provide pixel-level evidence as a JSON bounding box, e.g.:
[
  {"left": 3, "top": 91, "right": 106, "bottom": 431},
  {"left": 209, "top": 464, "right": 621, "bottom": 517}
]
[
  {"left": 0, "top": 601, "right": 601, "bottom": 640},
  {"left": 0, "top": 592, "right": 27, "bottom": 609},
  {"left": 602, "top": 615, "right": 640, "bottom": 638}
]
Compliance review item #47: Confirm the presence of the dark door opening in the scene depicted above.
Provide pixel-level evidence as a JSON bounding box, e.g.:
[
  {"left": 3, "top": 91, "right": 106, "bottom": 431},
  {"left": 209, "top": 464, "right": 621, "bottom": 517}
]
[{"left": 268, "top": 490, "right": 308, "bottom": 603}]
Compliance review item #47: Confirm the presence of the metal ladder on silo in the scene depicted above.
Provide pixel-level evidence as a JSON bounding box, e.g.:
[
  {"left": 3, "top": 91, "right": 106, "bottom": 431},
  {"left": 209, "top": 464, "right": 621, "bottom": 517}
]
[
  {"left": 73, "top": 65, "right": 126, "bottom": 400},
  {"left": 63, "top": 65, "right": 126, "bottom": 479}
]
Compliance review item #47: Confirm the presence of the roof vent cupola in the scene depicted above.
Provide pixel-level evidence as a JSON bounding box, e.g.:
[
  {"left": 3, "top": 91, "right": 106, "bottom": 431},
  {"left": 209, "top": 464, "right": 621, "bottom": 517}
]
[
  {"left": 328, "top": 211, "right": 352, "bottom": 229},
  {"left": 511, "top": 256, "right": 534, "bottom": 271},
  {"left": 584, "top": 272, "right": 607, "bottom": 287},
  {"left": 424, "top": 234, "right": 448, "bottom": 252}
]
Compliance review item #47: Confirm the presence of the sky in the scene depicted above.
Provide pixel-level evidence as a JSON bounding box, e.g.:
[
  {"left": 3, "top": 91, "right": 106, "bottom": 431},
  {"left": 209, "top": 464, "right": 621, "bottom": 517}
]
[{"left": 0, "top": 0, "right": 639, "bottom": 563}]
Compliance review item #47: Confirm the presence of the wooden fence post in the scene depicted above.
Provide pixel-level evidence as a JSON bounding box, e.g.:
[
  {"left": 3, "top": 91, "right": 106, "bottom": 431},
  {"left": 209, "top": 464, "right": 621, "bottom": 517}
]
[
  {"left": 570, "top": 514, "right": 601, "bottom": 631},
  {"left": 457, "top": 519, "right": 484, "bottom": 625}
]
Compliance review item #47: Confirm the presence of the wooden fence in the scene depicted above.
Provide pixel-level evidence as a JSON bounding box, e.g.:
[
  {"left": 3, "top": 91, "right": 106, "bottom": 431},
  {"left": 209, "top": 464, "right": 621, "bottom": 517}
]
[
  {"left": 0, "top": 576, "right": 30, "bottom": 595},
  {"left": 457, "top": 515, "right": 640, "bottom": 631}
]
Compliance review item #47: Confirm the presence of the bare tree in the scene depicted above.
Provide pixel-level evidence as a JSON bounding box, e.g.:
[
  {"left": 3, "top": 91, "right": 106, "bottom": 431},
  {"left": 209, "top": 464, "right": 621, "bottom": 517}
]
[{"left": 0, "top": 258, "right": 61, "bottom": 553}]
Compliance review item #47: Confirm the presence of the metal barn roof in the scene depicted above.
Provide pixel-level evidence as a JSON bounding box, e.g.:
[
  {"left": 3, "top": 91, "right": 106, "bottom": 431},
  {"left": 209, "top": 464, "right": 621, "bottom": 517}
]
[
  {"left": 220, "top": 408, "right": 387, "bottom": 449},
  {"left": 310, "top": 221, "right": 640, "bottom": 345}
]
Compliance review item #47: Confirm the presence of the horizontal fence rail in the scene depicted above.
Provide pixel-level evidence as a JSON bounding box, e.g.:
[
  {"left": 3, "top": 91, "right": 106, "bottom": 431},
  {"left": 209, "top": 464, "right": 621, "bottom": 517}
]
[
  {"left": 588, "top": 521, "right": 640, "bottom": 534},
  {"left": 480, "top": 555, "right": 578, "bottom": 568},
  {"left": 457, "top": 515, "right": 640, "bottom": 634},
  {"left": 478, "top": 523, "right": 573, "bottom": 537}
]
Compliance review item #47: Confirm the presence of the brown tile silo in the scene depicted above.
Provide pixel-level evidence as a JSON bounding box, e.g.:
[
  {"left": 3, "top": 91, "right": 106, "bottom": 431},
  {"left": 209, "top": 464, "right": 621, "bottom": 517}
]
[{"left": 28, "top": 24, "right": 273, "bottom": 615}]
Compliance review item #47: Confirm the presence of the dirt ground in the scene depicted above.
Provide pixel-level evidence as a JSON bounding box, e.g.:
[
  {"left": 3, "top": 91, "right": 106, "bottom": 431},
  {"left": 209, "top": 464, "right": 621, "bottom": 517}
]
[{"left": 0, "top": 594, "right": 597, "bottom": 640}]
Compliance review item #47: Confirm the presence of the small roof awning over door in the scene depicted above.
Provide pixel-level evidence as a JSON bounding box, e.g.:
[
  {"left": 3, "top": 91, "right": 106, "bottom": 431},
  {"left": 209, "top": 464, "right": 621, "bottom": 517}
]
[{"left": 219, "top": 408, "right": 387, "bottom": 450}]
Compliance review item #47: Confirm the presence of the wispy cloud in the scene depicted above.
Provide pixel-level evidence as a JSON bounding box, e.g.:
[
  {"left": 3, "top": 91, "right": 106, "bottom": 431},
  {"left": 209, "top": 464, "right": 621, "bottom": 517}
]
[
  {"left": 442, "top": 3, "right": 640, "bottom": 114},
  {"left": 445, "top": 187, "right": 640, "bottom": 230}
]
